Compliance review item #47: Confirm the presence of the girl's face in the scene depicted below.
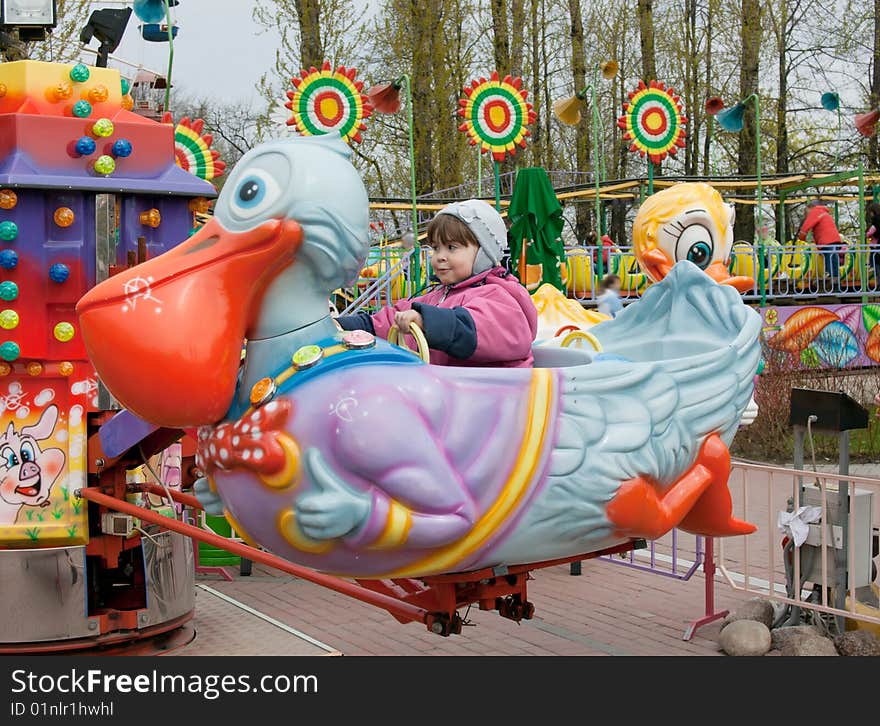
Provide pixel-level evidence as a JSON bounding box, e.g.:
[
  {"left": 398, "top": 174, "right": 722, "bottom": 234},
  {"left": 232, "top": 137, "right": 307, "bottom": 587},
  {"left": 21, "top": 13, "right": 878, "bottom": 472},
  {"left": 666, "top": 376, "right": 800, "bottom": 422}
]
[{"left": 429, "top": 238, "right": 479, "bottom": 285}]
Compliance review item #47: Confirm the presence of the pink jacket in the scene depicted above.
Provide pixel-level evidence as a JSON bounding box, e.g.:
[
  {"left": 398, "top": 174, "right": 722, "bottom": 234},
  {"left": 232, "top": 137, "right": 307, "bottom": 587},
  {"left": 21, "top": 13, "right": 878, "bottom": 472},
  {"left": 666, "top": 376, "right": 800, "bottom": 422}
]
[{"left": 369, "top": 268, "right": 537, "bottom": 368}]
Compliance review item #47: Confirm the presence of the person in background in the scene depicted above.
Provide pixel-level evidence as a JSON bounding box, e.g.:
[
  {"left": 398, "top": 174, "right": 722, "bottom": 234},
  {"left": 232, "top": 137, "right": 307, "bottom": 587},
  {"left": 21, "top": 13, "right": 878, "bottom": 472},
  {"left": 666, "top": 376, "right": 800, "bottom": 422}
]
[
  {"left": 798, "top": 199, "right": 843, "bottom": 283},
  {"left": 864, "top": 202, "right": 880, "bottom": 287},
  {"left": 596, "top": 274, "right": 623, "bottom": 318},
  {"left": 598, "top": 234, "right": 620, "bottom": 271},
  {"left": 587, "top": 231, "right": 619, "bottom": 275}
]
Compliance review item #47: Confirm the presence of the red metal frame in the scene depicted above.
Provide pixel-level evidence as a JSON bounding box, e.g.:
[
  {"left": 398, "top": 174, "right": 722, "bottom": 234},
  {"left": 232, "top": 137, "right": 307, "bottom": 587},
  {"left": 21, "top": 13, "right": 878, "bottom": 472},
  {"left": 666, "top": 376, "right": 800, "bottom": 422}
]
[
  {"left": 682, "top": 536, "right": 728, "bottom": 641},
  {"left": 357, "top": 541, "right": 643, "bottom": 635},
  {"left": 77, "top": 485, "right": 641, "bottom": 636}
]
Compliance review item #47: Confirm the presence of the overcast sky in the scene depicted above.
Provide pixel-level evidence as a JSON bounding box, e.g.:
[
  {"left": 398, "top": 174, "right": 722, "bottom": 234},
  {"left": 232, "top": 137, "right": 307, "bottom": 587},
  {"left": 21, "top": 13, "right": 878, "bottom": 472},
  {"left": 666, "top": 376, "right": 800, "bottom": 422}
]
[{"left": 88, "top": 1, "right": 283, "bottom": 103}]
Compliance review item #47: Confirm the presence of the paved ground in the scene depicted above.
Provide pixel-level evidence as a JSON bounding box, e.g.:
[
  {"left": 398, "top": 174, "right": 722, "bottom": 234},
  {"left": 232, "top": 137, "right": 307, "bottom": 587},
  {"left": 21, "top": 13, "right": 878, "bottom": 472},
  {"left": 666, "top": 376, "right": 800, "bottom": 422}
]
[
  {"left": 173, "top": 555, "right": 754, "bottom": 656},
  {"left": 173, "top": 584, "right": 338, "bottom": 656},
  {"left": 161, "top": 463, "right": 878, "bottom": 656}
]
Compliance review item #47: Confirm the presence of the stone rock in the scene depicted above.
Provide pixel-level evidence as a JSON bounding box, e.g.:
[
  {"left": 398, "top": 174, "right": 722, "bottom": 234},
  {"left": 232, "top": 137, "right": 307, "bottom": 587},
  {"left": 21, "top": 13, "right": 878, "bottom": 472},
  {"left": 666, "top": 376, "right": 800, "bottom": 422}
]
[
  {"left": 721, "top": 597, "right": 775, "bottom": 630},
  {"left": 833, "top": 630, "right": 880, "bottom": 656},
  {"left": 780, "top": 636, "right": 839, "bottom": 656},
  {"left": 771, "top": 625, "right": 824, "bottom": 651},
  {"left": 719, "top": 620, "right": 772, "bottom": 656}
]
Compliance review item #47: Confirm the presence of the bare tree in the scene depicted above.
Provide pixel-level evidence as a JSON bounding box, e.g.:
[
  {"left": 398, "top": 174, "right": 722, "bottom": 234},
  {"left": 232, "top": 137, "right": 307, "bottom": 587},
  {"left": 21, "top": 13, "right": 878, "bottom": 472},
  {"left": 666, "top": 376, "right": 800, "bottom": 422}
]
[
  {"left": 490, "top": 0, "right": 511, "bottom": 74},
  {"left": 637, "top": 0, "right": 657, "bottom": 80},
  {"left": 23, "top": 0, "right": 90, "bottom": 62},
  {"left": 637, "top": 0, "right": 661, "bottom": 178},
  {"left": 170, "top": 93, "right": 263, "bottom": 190},
  {"left": 568, "top": 0, "right": 591, "bottom": 241},
  {"left": 253, "top": 0, "right": 364, "bottom": 139},
  {"left": 872, "top": 0, "right": 880, "bottom": 167},
  {"left": 734, "top": 0, "right": 761, "bottom": 245}
]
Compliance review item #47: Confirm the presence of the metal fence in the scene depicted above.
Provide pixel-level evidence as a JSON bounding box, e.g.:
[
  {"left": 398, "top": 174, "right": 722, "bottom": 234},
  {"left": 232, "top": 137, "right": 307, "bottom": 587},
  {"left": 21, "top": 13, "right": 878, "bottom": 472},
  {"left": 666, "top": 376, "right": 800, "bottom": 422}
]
[
  {"left": 600, "top": 529, "right": 704, "bottom": 581},
  {"left": 339, "top": 241, "right": 880, "bottom": 315},
  {"left": 338, "top": 248, "right": 433, "bottom": 315},
  {"left": 720, "top": 461, "right": 880, "bottom": 632},
  {"left": 565, "top": 242, "right": 880, "bottom": 306}
]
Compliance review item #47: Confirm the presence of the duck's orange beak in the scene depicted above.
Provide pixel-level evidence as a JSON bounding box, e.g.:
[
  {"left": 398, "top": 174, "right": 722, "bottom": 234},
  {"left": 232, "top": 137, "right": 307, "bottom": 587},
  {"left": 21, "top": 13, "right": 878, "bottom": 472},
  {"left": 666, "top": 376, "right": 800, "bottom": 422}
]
[
  {"left": 639, "top": 249, "right": 753, "bottom": 293},
  {"left": 705, "top": 261, "right": 754, "bottom": 293},
  {"left": 639, "top": 248, "right": 674, "bottom": 283},
  {"left": 76, "top": 217, "right": 303, "bottom": 428}
]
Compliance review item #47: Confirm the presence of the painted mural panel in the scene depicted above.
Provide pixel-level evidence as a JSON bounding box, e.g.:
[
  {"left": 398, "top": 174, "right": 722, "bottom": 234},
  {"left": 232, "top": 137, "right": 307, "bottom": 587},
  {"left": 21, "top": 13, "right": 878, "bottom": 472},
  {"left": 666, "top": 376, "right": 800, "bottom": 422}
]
[
  {"left": 763, "top": 303, "right": 880, "bottom": 369},
  {"left": 0, "top": 371, "right": 90, "bottom": 546}
]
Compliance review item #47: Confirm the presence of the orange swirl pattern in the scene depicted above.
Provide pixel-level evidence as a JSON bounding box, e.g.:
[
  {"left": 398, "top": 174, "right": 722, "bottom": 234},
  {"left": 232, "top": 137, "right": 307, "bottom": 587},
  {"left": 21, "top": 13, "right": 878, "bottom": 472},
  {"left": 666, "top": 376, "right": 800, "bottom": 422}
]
[
  {"left": 867, "top": 325, "right": 880, "bottom": 363},
  {"left": 767, "top": 307, "right": 838, "bottom": 353}
]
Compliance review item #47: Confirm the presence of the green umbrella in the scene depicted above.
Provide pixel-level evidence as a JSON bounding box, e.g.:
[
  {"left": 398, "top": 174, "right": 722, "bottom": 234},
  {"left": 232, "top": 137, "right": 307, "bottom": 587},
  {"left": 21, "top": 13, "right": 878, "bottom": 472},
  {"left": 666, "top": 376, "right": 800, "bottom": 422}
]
[{"left": 507, "top": 167, "right": 566, "bottom": 291}]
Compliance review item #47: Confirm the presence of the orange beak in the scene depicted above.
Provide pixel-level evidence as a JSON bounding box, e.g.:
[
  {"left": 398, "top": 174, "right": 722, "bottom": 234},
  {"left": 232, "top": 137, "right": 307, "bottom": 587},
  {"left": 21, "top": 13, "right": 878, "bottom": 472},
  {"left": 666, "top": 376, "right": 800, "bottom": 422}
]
[
  {"left": 77, "top": 217, "right": 303, "bottom": 428},
  {"left": 639, "top": 248, "right": 674, "bottom": 283},
  {"left": 639, "top": 249, "right": 753, "bottom": 292},
  {"left": 705, "top": 261, "right": 754, "bottom": 293}
]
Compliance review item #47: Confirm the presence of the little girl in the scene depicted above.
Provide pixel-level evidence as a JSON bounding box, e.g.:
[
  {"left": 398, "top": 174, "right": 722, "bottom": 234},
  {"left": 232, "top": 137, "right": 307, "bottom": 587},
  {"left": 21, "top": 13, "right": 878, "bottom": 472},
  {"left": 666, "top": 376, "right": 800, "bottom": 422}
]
[
  {"left": 337, "top": 199, "right": 538, "bottom": 367},
  {"left": 596, "top": 274, "right": 623, "bottom": 318}
]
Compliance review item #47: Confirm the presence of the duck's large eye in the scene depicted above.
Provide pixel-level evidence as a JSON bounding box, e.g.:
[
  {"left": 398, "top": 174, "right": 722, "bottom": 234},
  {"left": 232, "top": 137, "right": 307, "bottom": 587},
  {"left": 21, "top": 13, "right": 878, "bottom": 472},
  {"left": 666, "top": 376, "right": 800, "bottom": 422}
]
[
  {"left": 674, "top": 224, "right": 714, "bottom": 270},
  {"left": 230, "top": 170, "right": 282, "bottom": 220}
]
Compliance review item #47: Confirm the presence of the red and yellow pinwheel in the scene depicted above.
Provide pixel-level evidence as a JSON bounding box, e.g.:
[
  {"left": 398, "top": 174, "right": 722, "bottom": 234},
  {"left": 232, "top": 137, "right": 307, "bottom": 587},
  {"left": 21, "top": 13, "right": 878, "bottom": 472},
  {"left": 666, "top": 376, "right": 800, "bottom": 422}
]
[
  {"left": 285, "top": 61, "right": 371, "bottom": 145},
  {"left": 162, "top": 113, "right": 226, "bottom": 182},
  {"left": 618, "top": 80, "right": 687, "bottom": 164},
  {"left": 458, "top": 71, "right": 536, "bottom": 162}
]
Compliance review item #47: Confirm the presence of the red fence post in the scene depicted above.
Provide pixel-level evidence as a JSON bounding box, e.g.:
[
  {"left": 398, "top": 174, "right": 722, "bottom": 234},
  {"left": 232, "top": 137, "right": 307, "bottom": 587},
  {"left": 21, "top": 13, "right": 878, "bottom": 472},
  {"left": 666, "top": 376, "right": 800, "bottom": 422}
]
[{"left": 683, "top": 537, "right": 729, "bottom": 641}]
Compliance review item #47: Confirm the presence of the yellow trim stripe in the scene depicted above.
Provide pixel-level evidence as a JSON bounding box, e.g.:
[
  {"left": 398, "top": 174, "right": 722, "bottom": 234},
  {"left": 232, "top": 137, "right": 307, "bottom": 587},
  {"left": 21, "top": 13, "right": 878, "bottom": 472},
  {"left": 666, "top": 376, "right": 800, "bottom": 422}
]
[
  {"left": 258, "top": 434, "right": 302, "bottom": 490},
  {"left": 370, "top": 499, "right": 412, "bottom": 549},
  {"left": 379, "top": 368, "right": 555, "bottom": 578},
  {"left": 277, "top": 508, "right": 334, "bottom": 554},
  {"left": 223, "top": 508, "right": 261, "bottom": 549}
]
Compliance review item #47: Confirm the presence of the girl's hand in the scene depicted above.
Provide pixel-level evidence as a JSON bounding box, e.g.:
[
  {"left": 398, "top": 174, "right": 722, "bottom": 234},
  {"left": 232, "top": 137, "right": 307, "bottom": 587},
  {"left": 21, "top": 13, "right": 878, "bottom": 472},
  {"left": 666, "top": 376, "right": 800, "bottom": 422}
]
[{"left": 394, "top": 309, "right": 423, "bottom": 334}]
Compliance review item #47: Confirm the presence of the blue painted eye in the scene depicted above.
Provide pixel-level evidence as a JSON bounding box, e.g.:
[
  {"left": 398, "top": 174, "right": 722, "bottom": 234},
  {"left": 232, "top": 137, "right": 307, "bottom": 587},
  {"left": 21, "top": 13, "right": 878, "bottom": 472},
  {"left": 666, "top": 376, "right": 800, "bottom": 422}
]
[
  {"left": 20, "top": 442, "right": 35, "bottom": 463},
  {"left": 687, "top": 242, "right": 712, "bottom": 269},
  {"left": 2, "top": 446, "right": 18, "bottom": 468},
  {"left": 229, "top": 169, "right": 282, "bottom": 220},
  {"left": 237, "top": 177, "right": 265, "bottom": 208},
  {"left": 675, "top": 224, "right": 715, "bottom": 270}
]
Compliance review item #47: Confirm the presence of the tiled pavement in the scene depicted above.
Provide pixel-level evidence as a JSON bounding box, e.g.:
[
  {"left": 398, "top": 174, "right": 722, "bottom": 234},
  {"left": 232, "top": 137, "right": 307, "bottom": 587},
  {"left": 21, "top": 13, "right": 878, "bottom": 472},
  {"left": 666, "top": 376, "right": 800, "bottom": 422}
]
[
  {"left": 168, "top": 464, "right": 880, "bottom": 656},
  {"left": 175, "top": 556, "right": 755, "bottom": 656}
]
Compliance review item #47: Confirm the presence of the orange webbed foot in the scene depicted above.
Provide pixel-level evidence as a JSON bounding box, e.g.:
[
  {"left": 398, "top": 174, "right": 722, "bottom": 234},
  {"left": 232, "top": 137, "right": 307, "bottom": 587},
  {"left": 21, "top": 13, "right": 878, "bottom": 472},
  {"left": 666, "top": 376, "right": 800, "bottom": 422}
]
[
  {"left": 678, "top": 434, "right": 756, "bottom": 537},
  {"left": 606, "top": 434, "right": 756, "bottom": 540},
  {"left": 606, "top": 465, "right": 713, "bottom": 541}
]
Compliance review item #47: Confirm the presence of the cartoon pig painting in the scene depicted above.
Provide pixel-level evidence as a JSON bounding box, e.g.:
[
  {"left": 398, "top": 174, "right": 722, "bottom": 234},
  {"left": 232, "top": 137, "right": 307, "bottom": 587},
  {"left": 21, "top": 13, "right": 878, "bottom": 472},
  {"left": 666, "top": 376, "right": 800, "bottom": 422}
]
[{"left": 0, "top": 405, "right": 65, "bottom": 525}]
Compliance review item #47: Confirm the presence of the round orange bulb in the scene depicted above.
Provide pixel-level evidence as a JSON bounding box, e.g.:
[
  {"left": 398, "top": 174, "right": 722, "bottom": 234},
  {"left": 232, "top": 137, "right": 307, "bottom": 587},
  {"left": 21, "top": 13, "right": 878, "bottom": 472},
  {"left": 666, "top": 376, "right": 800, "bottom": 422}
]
[
  {"left": 0, "top": 363, "right": 10, "bottom": 376},
  {"left": 0, "top": 83, "right": 6, "bottom": 99},
  {"left": 0, "top": 189, "right": 16, "bottom": 210},
  {"left": 139, "top": 209, "right": 161, "bottom": 228},
  {"left": 54, "top": 207, "right": 75, "bottom": 228},
  {"left": 49, "top": 81, "right": 73, "bottom": 102},
  {"left": 26, "top": 362, "right": 43, "bottom": 376},
  {"left": 121, "top": 94, "right": 134, "bottom": 111},
  {"left": 59, "top": 361, "right": 74, "bottom": 376},
  {"left": 249, "top": 377, "right": 276, "bottom": 406},
  {"left": 88, "top": 84, "right": 109, "bottom": 103}
]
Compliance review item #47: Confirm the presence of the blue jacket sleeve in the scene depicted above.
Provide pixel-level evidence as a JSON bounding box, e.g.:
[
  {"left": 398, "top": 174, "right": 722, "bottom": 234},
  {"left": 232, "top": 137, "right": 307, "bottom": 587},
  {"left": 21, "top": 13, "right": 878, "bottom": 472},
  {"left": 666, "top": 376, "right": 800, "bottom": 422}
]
[
  {"left": 336, "top": 313, "right": 376, "bottom": 335},
  {"left": 412, "top": 302, "right": 477, "bottom": 359}
]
